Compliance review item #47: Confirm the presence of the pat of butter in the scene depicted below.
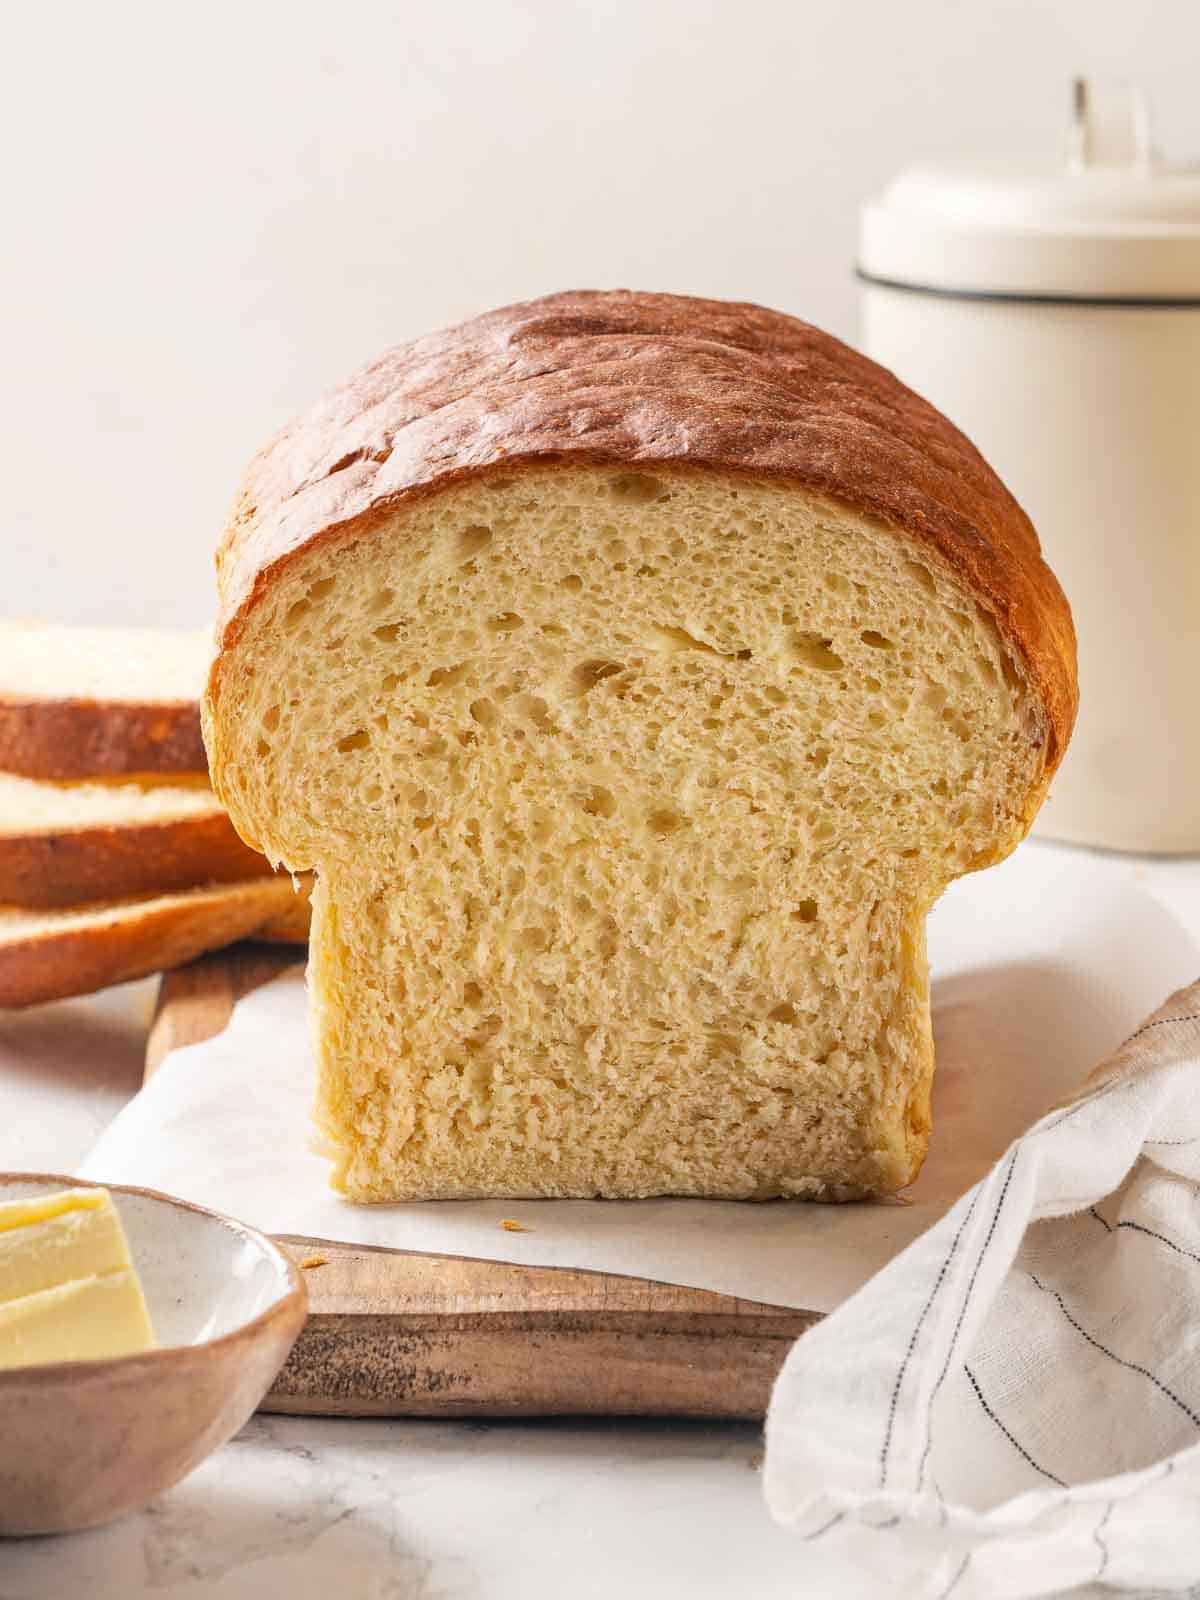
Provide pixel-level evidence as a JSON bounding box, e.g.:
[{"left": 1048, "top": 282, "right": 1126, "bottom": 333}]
[{"left": 0, "top": 1188, "right": 155, "bottom": 1371}]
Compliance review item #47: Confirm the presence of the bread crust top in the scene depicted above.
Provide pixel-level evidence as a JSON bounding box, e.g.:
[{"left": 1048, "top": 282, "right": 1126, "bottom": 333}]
[{"left": 212, "top": 289, "right": 1076, "bottom": 765}]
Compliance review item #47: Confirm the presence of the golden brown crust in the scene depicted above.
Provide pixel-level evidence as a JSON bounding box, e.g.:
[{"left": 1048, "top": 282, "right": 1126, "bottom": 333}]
[
  {"left": 0, "top": 700, "right": 207, "bottom": 781},
  {"left": 0, "top": 810, "right": 275, "bottom": 909},
  {"left": 211, "top": 289, "right": 1076, "bottom": 769},
  {"left": 0, "top": 878, "right": 310, "bottom": 1009}
]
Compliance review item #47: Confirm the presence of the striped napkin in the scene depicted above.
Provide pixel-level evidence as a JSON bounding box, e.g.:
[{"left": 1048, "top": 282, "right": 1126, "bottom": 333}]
[{"left": 764, "top": 979, "right": 1200, "bottom": 1599}]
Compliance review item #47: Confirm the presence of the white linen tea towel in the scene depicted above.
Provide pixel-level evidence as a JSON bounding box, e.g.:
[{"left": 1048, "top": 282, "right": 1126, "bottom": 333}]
[{"left": 765, "top": 979, "right": 1200, "bottom": 1599}]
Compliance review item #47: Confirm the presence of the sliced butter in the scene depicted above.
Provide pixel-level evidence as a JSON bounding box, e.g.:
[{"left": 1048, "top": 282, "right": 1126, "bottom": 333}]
[
  {"left": 0, "top": 1187, "right": 156, "bottom": 1370},
  {"left": 0, "top": 1187, "right": 132, "bottom": 1302}
]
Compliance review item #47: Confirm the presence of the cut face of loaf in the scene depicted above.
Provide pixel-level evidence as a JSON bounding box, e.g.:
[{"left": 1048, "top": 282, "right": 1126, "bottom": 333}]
[{"left": 211, "top": 466, "right": 1049, "bottom": 1200}]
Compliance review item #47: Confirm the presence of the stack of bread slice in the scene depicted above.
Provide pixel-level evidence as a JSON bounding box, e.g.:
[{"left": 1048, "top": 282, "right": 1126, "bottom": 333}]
[{"left": 0, "top": 623, "right": 308, "bottom": 1007}]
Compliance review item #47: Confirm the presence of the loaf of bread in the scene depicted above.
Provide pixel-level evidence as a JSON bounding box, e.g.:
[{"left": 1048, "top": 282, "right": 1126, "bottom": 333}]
[
  {"left": 0, "top": 623, "right": 209, "bottom": 779},
  {"left": 205, "top": 290, "right": 1076, "bottom": 1202}
]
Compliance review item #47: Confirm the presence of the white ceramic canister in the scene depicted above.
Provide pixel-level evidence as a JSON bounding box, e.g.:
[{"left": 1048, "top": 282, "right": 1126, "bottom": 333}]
[{"left": 859, "top": 80, "right": 1200, "bottom": 854}]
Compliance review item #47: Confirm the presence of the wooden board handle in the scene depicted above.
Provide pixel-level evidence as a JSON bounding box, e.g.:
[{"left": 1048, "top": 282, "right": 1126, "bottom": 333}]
[{"left": 270, "top": 1237, "right": 816, "bottom": 1418}]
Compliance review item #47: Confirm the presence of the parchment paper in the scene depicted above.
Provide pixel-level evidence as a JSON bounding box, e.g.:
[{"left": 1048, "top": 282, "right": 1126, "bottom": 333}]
[{"left": 79, "top": 843, "right": 1198, "bottom": 1313}]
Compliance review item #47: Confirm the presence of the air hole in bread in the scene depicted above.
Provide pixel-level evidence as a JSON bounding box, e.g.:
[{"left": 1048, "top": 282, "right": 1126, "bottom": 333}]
[
  {"left": 906, "top": 560, "right": 937, "bottom": 595},
  {"left": 374, "top": 623, "right": 401, "bottom": 644},
  {"left": 463, "top": 980, "right": 483, "bottom": 1006},
  {"left": 519, "top": 694, "right": 554, "bottom": 733},
  {"left": 861, "top": 630, "right": 894, "bottom": 650},
  {"left": 648, "top": 808, "right": 688, "bottom": 837},
  {"left": 469, "top": 699, "right": 498, "bottom": 728},
  {"left": 427, "top": 662, "right": 470, "bottom": 689},
  {"left": 706, "top": 1032, "right": 739, "bottom": 1060},
  {"left": 570, "top": 659, "right": 623, "bottom": 697},
  {"left": 793, "top": 898, "right": 819, "bottom": 923},
  {"left": 788, "top": 633, "right": 844, "bottom": 672},
  {"left": 464, "top": 1014, "right": 501, "bottom": 1053},
  {"left": 646, "top": 623, "right": 721, "bottom": 657},
  {"left": 560, "top": 574, "right": 584, "bottom": 592},
  {"left": 582, "top": 785, "right": 616, "bottom": 819},
  {"left": 310, "top": 578, "right": 336, "bottom": 600},
  {"left": 767, "top": 1002, "right": 798, "bottom": 1024},
  {"left": 263, "top": 704, "right": 281, "bottom": 732},
  {"left": 488, "top": 612, "right": 524, "bottom": 633},
  {"left": 336, "top": 729, "right": 371, "bottom": 753},
  {"left": 456, "top": 525, "right": 493, "bottom": 562},
  {"left": 610, "top": 473, "right": 665, "bottom": 504},
  {"left": 284, "top": 598, "right": 310, "bottom": 630},
  {"left": 256, "top": 737, "right": 270, "bottom": 757}
]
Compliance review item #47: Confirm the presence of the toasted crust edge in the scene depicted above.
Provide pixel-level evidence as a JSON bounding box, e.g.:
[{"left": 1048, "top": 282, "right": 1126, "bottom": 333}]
[
  {"left": 0, "top": 810, "right": 275, "bottom": 909},
  {"left": 0, "top": 878, "right": 310, "bottom": 1009},
  {"left": 0, "top": 700, "right": 208, "bottom": 781}
]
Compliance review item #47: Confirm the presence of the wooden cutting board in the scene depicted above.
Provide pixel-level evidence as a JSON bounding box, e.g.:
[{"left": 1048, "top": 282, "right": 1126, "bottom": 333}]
[{"left": 148, "top": 944, "right": 819, "bottom": 1419}]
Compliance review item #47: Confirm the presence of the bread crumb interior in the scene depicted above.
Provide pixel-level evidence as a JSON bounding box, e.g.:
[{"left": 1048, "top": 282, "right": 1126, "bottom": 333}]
[{"left": 211, "top": 467, "right": 1043, "bottom": 1200}]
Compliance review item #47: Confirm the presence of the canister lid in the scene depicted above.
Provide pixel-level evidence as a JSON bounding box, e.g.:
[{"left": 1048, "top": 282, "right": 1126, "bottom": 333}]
[{"left": 859, "top": 80, "right": 1200, "bottom": 301}]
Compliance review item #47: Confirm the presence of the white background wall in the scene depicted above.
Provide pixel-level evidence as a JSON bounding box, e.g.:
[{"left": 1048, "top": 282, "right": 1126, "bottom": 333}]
[{"left": 3, "top": 0, "right": 1197, "bottom": 626}]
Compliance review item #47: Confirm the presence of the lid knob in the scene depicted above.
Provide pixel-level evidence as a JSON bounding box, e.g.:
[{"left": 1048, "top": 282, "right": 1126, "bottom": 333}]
[{"left": 1064, "top": 77, "right": 1155, "bottom": 175}]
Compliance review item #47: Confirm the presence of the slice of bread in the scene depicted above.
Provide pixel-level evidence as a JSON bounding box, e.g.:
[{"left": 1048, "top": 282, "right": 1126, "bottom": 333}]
[
  {"left": 0, "top": 772, "right": 274, "bottom": 908},
  {"left": 205, "top": 290, "right": 1076, "bottom": 1203},
  {"left": 0, "top": 877, "right": 310, "bottom": 1009},
  {"left": 0, "top": 623, "right": 209, "bottom": 780}
]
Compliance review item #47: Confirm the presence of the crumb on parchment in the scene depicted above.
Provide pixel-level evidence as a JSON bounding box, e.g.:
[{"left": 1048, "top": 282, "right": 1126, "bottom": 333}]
[
  {"left": 300, "top": 1253, "right": 330, "bottom": 1269},
  {"left": 500, "top": 1219, "right": 531, "bottom": 1233}
]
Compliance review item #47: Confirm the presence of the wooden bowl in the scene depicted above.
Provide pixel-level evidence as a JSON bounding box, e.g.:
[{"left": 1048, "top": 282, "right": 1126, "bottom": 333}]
[{"left": 0, "top": 1173, "right": 306, "bottom": 1537}]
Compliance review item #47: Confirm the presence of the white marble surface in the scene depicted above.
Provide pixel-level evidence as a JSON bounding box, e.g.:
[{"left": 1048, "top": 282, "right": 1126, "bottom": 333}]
[
  {"left": 1, "top": 847, "right": 1196, "bottom": 1598},
  {"left": 1, "top": 1414, "right": 814, "bottom": 1599}
]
